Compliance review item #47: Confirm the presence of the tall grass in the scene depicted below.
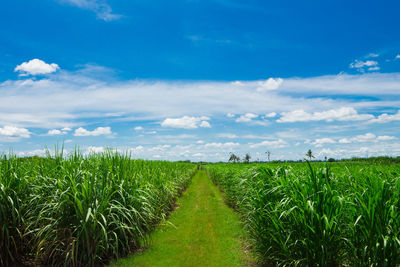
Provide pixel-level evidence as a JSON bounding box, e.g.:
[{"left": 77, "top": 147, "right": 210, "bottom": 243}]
[
  {"left": 0, "top": 150, "right": 194, "bottom": 266},
  {"left": 207, "top": 162, "right": 400, "bottom": 266}
]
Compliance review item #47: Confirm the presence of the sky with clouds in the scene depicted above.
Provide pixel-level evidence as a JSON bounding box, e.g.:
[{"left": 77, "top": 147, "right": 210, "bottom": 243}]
[{"left": 1, "top": 0, "right": 400, "bottom": 161}]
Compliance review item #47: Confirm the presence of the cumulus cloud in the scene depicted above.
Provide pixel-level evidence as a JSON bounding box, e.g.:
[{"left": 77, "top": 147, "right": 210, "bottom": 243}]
[
  {"left": 235, "top": 113, "right": 258, "bottom": 122},
  {"left": 0, "top": 125, "right": 31, "bottom": 138},
  {"left": 161, "top": 116, "right": 211, "bottom": 129},
  {"left": 74, "top": 126, "right": 112, "bottom": 136},
  {"left": 277, "top": 107, "right": 374, "bottom": 123},
  {"left": 47, "top": 127, "right": 71, "bottom": 135},
  {"left": 59, "top": 0, "right": 121, "bottom": 21},
  {"left": 249, "top": 139, "right": 287, "bottom": 148},
  {"left": 14, "top": 59, "right": 59, "bottom": 76},
  {"left": 48, "top": 129, "right": 63, "bottom": 135},
  {"left": 199, "top": 120, "right": 211, "bottom": 128},
  {"left": 368, "top": 110, "right": 400, "bottom": 123},
  {"left": 134, "top": 126, "right": 144, "bottom": 131},
  {"left": 396, "top": 54, "right": 400, "bottom": 59},
  {"left": 257, "top": 78, "right": 283, "bottom": 92}
]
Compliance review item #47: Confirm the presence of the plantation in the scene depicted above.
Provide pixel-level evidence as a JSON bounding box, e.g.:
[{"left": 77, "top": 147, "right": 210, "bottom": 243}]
[
  {"left": 0, "top": 150, "right": 194, "bottom": 266},
  {"left": 206, "top": 161, "right": 400, "bottom": 266},
  {"left": 2, "top": 152, "right": 400, "bottom": 266}
]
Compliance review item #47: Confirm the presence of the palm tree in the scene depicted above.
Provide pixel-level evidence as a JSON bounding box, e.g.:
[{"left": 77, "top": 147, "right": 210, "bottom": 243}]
[
  {"left": 228, "top": 153, "right": 240, "bottom": 163},
  {"left": 244, "top": 153, "right": 251, "bottom": 164},
  {"left": 306, "top": 149, "right": 315, "bottom": 160}
]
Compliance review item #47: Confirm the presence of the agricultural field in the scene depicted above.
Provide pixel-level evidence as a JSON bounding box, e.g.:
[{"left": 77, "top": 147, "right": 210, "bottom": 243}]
[
  {"left": 0, "top": 151, "right": 195, "bottom": 266},
  {"left": 206, "top": 160, "right": 400, "bottom": 266},
  {"left": 2, "top": 151, "right": 400, "bottom": 266}
]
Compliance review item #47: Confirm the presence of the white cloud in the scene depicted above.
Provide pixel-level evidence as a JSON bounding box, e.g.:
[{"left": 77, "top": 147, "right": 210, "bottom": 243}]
[
  {"left": 281, "top": 72, "right": 400, "bottom": 96},
  {"left": 148, "top": 144, "right": 171, "bottom": 152},
  {"left": 161, "top": 116, "right": 211, "bottom": 129},
  {"left": 17, "top": 149, "right": 47, "bottom": 157},
  {"left": 217, "top": 133, "right": 238, "bottom": 139},
  {"left": 249, "top": 139, "right": 287, "bottom": 148},
  {"left": 338, "top": 133, "right": 396, "bottom": 144},
  {"left": 128, "top": 145, "right": 144, "bottom": 154},
  {"left": 368, "top": 66, "right": 380, "bottom": 71},
  {"left": 47, "top": 127, "right": 71, "bottom": 135},
  {"left": 86, "top": 146, "right": 105, "bottom": 153},
  {"left": 235, "top": 113, "right": 258, "bottom": 122},
  {"left": 204, "top": 142, "right": 239, "bottom": 148},
  {"left": 74, "top": 126, "right": 112, "bottom": 136},
  {"left": 0, "top": 125, "right": 31, "bottom": 138},
  {"left": 199, "top": 120, "right": 211, "bottom": 128},
  {"left": 14, "top": 59, "right": 59, "bottom": 76},
  {"left": 59, "top": 0, "right": 121, "bottom": 21},
  {"left": 350, "top": 60, "right": 379, "bottom": 71},
  {"left": 265, "top": 112, "right": 277, "bottom": 118},
  {"left": 231, "top": 81, "right": 243, "bottom": 86},
  {"left": 48, "top": 129, "right": 63, "bottom": 135},
  {"left": 316, "top": 148, "right": 345, "bottom": 158},
  {"left": 311, "top": 138, "right": 336, "bottom": 147},
  {"left": 277, "top": 107, "right": 374, "bottom": 123},
  {"left": 396, "top": 54, "right": 400, "bottom": 59},
  {"left": 226, "top": 113, "right": 235, "bottom": 118},
  {"left": 376, "top": 135, "right": 397, "bottom": 141},
  {"left": 257, "top": 78, "right": 283, "bottom": 92},
  {"left": 369, "top": 110, "right": 400, "bottom": 123},
  {"left": 134, "top": 126, "right": 143, "bottom": 131},
  {"left": 366, "top": 53, "right": 379, "bottom": 58},
  {"left": 2, "top": 65, "right": 400, "bottom": 131}
]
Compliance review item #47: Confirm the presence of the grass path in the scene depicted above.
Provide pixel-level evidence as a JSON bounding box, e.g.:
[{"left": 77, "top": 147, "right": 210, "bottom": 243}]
[{"left": 110, "top": 170, "right": 253, "bottom": 267}]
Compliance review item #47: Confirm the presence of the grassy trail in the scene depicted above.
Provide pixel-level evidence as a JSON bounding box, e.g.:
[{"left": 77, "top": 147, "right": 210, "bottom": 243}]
[{"left": 111, "top": 170, "right": 252, "bottom": 267}]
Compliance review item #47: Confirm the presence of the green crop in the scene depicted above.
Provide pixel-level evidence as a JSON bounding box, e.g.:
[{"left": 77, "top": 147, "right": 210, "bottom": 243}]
[
  {"left": 0, "top": 149, "right": 194, "bottom": 266},
  {"left": 206, "top": 161, "right": 400, "bottom": 266}
]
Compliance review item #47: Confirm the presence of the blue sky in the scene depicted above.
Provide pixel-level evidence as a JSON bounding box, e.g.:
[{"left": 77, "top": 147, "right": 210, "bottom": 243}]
[{"left": 0, "top": 0, "right": 400, "bottom": 161}]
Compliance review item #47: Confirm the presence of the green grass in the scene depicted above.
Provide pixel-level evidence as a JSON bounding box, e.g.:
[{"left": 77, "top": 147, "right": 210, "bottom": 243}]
[{"left": 111, "top": 170, "right": 253, "bottom": 267}]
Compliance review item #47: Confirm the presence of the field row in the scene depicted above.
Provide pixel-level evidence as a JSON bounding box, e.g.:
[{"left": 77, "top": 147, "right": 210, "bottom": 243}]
[
  {"left": 206, "top": 162, "right": 400, "bottom": 266},
  {"left": 0, "top": 152, "right": 194, "bottom": 266}
]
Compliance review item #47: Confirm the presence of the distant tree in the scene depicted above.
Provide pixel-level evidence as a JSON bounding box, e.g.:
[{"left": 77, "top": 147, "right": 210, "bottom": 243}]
[
  {"left": 228, "top": 153, "right": 240, "bottom": 163},
  {"left": 265, "top": 151, "right": 271, "bottom": 162},
  {"left": 244, "top": 153, "right": 251, "bottom": 164},
  {"left": 306, "top": 149, "right": 315, "bottom": 160},
  {"left": 324, "top": 156, "right": 327, "bottom": 161},
  {"left": 328, "top": 158, "right": 335, "bottom": 162}
]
